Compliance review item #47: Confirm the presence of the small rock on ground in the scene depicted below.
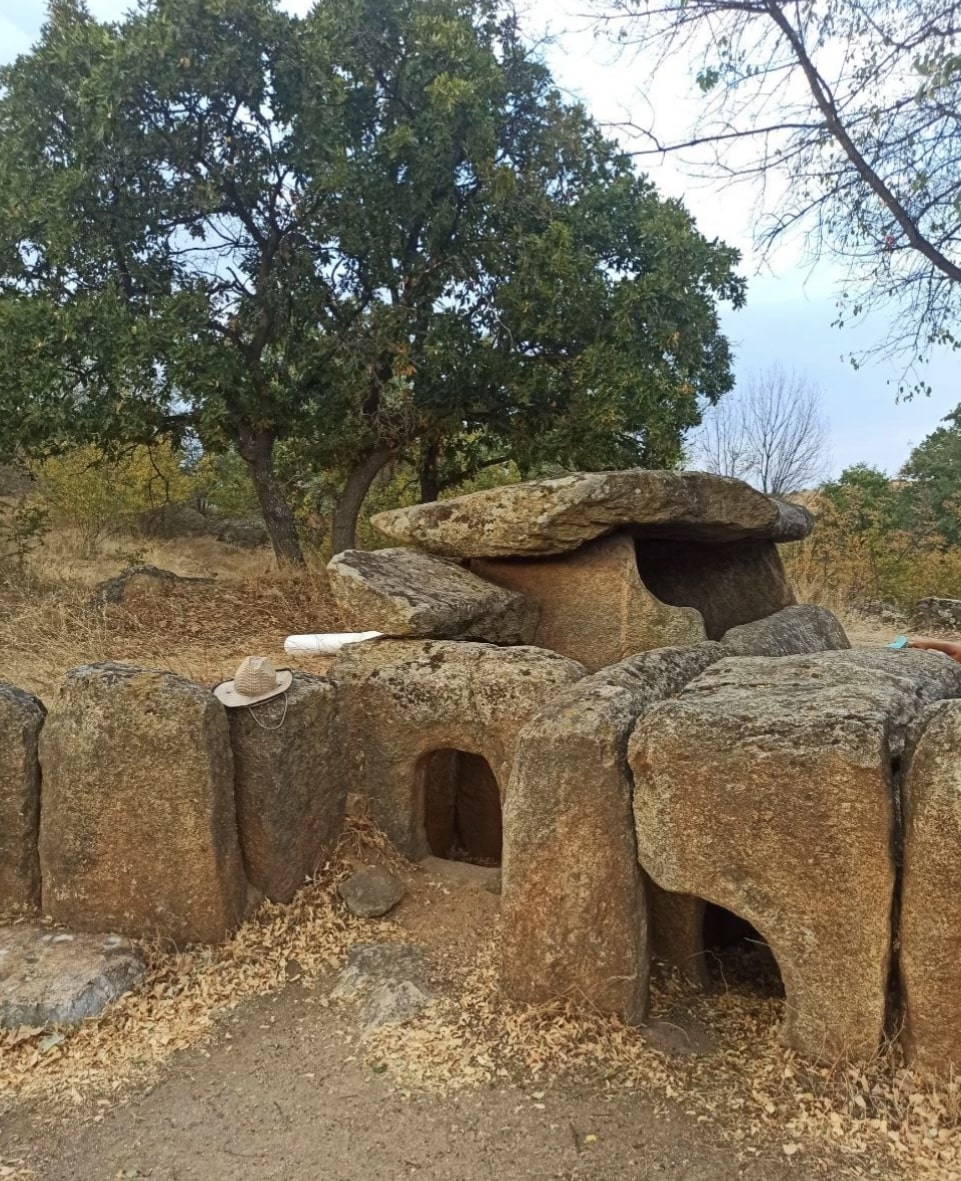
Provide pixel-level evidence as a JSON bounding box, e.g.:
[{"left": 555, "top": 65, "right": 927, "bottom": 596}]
[
  {"left": 337, "top": 867, "right": 406, "bottom": 918},
  {"left": 331, "top": 942, "right": 428, "bottom": 1001},
  {"left": 359, "top": 980, "right": 433, "bottom": 1035},
  {"left": 0, "top": 925, "right": 145, "bottom": 1028}
]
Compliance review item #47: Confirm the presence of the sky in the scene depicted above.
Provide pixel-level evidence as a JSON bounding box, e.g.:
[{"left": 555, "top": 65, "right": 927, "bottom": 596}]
[{"left": 1, "top": 0, "right": 958, "bottom": 477}]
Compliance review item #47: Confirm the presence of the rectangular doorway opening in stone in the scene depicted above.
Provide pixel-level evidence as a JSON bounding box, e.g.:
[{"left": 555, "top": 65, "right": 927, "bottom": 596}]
[
  {"left": 702, "top": 903, "right": 785, "bottom": 999},
  {"left": 420, "top": 749, "right": 502, "bottom": 866}
]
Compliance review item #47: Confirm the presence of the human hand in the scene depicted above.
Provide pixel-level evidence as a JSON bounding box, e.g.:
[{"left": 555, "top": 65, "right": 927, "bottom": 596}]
[{"left": 908, "top": 637, "right": 961, "bottom": 663}]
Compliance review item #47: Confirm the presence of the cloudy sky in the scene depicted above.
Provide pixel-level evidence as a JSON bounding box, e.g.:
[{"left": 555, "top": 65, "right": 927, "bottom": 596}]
[{"left": 3, "top": 0, "right": 958, "bottom": 476}]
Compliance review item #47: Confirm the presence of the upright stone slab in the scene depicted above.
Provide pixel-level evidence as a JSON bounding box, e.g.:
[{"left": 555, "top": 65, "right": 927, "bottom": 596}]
[
  {"left": 0, "top": 684, "right": 45, "bottom": 912},
  {"left": 501, "top": 644, "right": 723, "bottom": 1023},
  {"left": 473, "top": 535, "right": 706, "bottom": 672},
  {"left": 372, "top": 469, "right": 813, "bottom": 559},
  {"left": 901, "top": 699, "right": 961, "bottom": 1077},
  {"left": 227, "top": 673, "right": 346, "bottom": 903},
  {"left": 39, "top": 664, "right": 251, "bottom": 944},
  {"left": 629, "top": 650, "right": 961, "bottom": 1061},
  {"left": 328, "top": 547, "right": 536, "bottom": 643},
  {"left": 329, "top": 641, "right": 586, "bottom": 859}
]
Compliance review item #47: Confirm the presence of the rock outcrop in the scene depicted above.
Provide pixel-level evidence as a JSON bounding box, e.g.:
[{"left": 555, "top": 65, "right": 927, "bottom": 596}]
[
  {"left": 629, "top": 650, "right": 961, "bottom": 1060},
  {"left": 328, "top": 547, "right": 536, "bottom": 643},
  {"left": 0, "top": 925, "right": 144, "bottom": 1028},
  {"left": 501, "top": 644, "right": 724, "bottom": 1023},
  {"left": 473, "top": 535, "right": 706, "bottom": 672},
  {"left": 39, "top": 664, "right": 252, "bottom": 944},
  {"left": 372, "top": 469, "right": 813, "bottom": 559},
  {"left": 328, "top": 640, "right": 586, "bottom": 858},
  {"left": 720, "top": 604, "right": 850, "bottom": 656},
  {"left": 913, "top": 596, "right": 961, "bottom": 633},
  {"left": 226, "top": 672, "right": 345, "bottom": 903},
  {"left": 0, "top": 684, "right": 45, "bottom": 911}
]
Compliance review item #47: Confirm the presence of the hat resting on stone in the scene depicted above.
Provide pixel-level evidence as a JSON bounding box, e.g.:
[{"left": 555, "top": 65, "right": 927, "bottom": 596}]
[{"left": 213, "top": 656, "right": 292, "bottom": 708}]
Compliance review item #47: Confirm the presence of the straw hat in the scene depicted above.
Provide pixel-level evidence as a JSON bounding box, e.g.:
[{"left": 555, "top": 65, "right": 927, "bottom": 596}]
[{"left": 213, "top": 656, "right": 292, "bottom": 708}]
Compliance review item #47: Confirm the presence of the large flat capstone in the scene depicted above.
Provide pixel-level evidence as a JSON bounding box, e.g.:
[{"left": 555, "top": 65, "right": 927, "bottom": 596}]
[
  {"left": 327, "top": 547, "right": 536, "bottom": 643},
  {"left": 371, "top": 469, "right": 813, "bottom": 559},
  {"left": 0, "top": 925, "right": 144, "bottom": 1028}
]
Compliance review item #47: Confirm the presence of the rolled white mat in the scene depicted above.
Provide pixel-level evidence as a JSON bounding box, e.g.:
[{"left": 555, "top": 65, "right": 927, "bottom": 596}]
[{"left": 284, "top": 631, "right": 383, "bottom": 655}]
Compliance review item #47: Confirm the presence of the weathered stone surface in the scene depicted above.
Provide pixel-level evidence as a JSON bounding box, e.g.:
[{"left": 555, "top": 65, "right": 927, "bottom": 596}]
[
  {"left": 372, "top": 469, "right": 813, "bottom": 559},
  {"left": 913, "top": 596, "right": 961, "bottom": 633},
  {"left": 0, "top": 925, "right": 144, "bottom": 1028},
  {"left": 332, "top": 942, "right": 428, "bottom": 999},
  {"left": 501, "top": 644, "right": 724, "bottom": 1024},
  {"left": 473, "top": 534, "right": 706, "bottom": 672},
  {"left": 900, "top": 699, "right": 961, "bottom": 1077},
  {"left": 634, "top": 538, "right": 797, "bottom": 640},
  {"left": 629, "top": 650, "right": 961, "bottom": 1060},
  {"left": 0, "top": 684, "right": 45, "bottom": 911},
  {"left": 329, "top": 641, "right": 586, "bottom": 859},
  {"left": 39, "top": 663, "right": 252, "bottom": 944},
  {"left": 720, "top": 604, "right": 850, "bottom": 657},
  {"left": 331, "top": 940, "right": 433, "bottom": 1035},
  {"left": 87, "top": 565, "right": 213, "bottom": 609},
  {"left": 338, "top": 866, "right": 406, "bottom": 918},
  {"left": 328, "top": 547, "right": 536, "bottom": 643},
  {"left": 227, "top": 673, "right": 345, "bottom": 903}
]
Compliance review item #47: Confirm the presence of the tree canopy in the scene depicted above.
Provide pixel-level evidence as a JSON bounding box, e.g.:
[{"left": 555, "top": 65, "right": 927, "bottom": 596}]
[
  {"left": 599, "top": 0, "right": 961, "bottom": 383},
  {"left": 0, "top": 0, "right": 745, "bottom": 562}
]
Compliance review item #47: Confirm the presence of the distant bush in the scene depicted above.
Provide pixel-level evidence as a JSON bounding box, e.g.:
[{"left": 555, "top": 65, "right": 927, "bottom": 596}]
[{"left": 31, "top": 444, "right": 197, "bottom": 555}]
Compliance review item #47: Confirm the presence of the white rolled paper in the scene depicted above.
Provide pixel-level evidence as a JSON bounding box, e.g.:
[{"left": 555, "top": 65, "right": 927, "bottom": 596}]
[{"left": 284, "top": 631, "right": 384, "bottom": 655}]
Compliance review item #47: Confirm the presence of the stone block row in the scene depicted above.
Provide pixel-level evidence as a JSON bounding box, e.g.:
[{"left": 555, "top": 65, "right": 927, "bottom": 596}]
[
  {"left": 0, "top": 663, "right": 346, "bottom": 945},
  {"left": 500, "top": 644, "right": 961, "bottom": 1079}
]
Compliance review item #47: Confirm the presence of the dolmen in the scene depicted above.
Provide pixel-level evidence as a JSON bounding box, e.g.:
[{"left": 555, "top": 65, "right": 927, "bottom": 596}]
[{"left": 6, "top": 468, "right": 961, "bottom": 1083}]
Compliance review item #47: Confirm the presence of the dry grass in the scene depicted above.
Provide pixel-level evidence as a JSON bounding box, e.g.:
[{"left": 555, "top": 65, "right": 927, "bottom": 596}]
[{"left": 0, "top": 529, "right": 343, "bottom": 701}]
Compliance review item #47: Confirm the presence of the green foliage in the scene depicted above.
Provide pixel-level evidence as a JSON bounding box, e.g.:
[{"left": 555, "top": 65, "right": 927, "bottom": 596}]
[
  {"left": 31, "top": 442, "right": 198, "bottom": 555},
  {"left": 0, "top": 0, "right": 744, "bottom": 561},
  {"left": 900, "top": 405, "right": 961, "bottom": 545},
  {"left": 0, "top": 496, "right": 49, "bottom": 570}
]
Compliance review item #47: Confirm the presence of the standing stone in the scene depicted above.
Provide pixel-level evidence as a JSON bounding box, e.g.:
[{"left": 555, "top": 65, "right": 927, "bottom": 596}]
[
  {"left": 0, "top": 684, "right": 45, "bottom": 912},
  {"left": 473, "top": 535, "right": 706, "bottom": 672},
  {"left": 629, "top": 651, "right": 961, "bottom": 1061},
  {"left": 720, "top": 604, "right": 850, "bottom": 656},
  {"left": 227, "top": 673, "right": 346, "bottom": 903},
  {"left": 39, "top": 664, "right": 251, "bottom": 944},
  {"left": 901, "top": 699, "right": 961, "bottom": 1078},
  {"left": 329, "top": 641, "right": 585, "bottom": 859},
  {"left": 327, "top": 548, "right": 536, "bottom": 643},
  {"left": 371, "top": 469, "right": 813, "bottom": 559},
  {"left": 501, "top": 644, "right": 724, "bottom": 1024}
]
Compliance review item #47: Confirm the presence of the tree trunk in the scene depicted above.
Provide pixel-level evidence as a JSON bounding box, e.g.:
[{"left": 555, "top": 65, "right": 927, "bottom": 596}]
[
  {"left": 418, "top": 435, "right": 441, "bottom": 503},
  {"left": 238, "top": 428, "right": 305, "bottom": 567},
  {"left": 331, "top": 446, "right": 396, "bottom": 555}
]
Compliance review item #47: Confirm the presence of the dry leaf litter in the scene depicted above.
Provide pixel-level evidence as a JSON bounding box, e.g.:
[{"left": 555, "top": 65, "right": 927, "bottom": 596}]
[{"left": 0, "top": 821, "right": 956, "bottom": 1181}]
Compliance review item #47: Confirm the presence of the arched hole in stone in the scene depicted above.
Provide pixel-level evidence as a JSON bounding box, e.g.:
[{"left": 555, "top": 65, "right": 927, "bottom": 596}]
[
  {"left": 702, "top": 903, "right": 785, "bottom": 998},
  {"left": 421, "top": 749, "right": 502, "bottom": 866},
  {"left": 633, "top": 537, "right": 786, "bottom": 640}
]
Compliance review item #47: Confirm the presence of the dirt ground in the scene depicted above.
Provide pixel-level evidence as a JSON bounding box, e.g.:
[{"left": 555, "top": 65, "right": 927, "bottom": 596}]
[
  {"left": 2, "top": 988, "right": 819, "bottom": 1181},
  {"left": 0, "top": 854, "right": 910, "bottom": 1181}
]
